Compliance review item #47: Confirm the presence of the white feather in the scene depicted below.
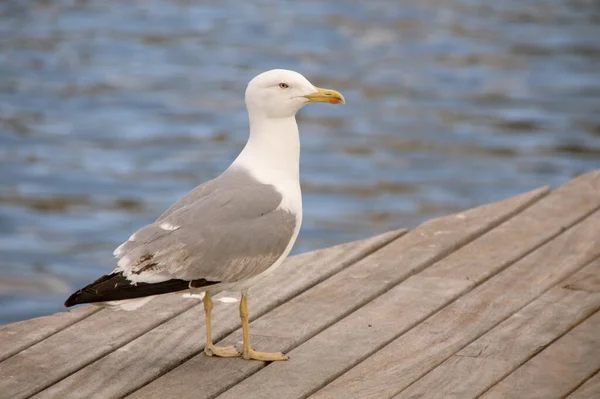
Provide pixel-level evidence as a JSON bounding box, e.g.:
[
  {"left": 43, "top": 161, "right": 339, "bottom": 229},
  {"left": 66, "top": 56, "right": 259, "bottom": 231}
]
[
  {"left": 182, "top": 292, "right": 205, "bottom": 299},
  {"left": 232, "top": 116, "right": 302, "bottom": 218},
  {"left": 159, "top": 222, "right": 179, "bottom": 231},
  {"left": 113, "top": 242, "right": 126, "bottom": 257},
  {"left": 216, "top": 296, "right": 239, "bottom": 303}
]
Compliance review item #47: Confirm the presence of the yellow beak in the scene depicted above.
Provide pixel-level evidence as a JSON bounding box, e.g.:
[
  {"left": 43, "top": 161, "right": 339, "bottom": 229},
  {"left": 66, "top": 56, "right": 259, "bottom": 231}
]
[{"left": 304, "top": 87, "right": 345, "bottom": 105}]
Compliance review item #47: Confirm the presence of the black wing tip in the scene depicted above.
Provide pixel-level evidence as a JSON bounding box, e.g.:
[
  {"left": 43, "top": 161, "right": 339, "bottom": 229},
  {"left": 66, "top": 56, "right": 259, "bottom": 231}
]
[
  {"left": 64, "top": 287, "right": 101, "bottom": 307},
  {"left": 63, "top": 272, "right": 220, "bottom": 308},
  {"left": 64, "top": 272, "right": 118, "bottom": 307},
  {"left": 64, "top": 292, "right": 82, "bottom": 308}
]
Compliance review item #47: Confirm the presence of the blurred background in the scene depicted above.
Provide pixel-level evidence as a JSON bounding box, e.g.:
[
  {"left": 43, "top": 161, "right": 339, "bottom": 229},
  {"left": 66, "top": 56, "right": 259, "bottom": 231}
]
[{"left": 1, "top": 0, "right": 599, "bottom": 325}]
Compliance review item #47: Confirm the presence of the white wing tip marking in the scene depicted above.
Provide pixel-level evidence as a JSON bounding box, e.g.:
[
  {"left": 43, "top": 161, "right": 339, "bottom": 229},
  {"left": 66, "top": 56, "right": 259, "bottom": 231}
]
[{"left": 159, "top": 222, "right": 180, "bottom": 231}]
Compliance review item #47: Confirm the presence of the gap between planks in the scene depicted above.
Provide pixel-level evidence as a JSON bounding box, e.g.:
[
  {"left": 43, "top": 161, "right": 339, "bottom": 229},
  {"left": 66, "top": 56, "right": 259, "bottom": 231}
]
[
  {"left": 567, "top": 368, "right": 600, "bottom": 399},
  {"left": 394, "top": 255, "right": 600, "bottom": 399},
  {"left": 309, "top": 209, "right": 600, "bottom": 399},
  {"left": 125, "top": 186, "right": 558, "bottom": 399},
  {"left": 3, "top": 228, "right": 405, "bottom": 399},
  {"left": 214, "top": 175, "right": 600, "bottom": 399},
  {"left": 9, "top": 170, "right": 600, "bottom": 399},
  {"left": 43, "top": 185, "right": 550, "bottom": 399},
  {"left": 0, "top": 306, "right": 101, "bottom": 363},
  {"left": 480, "top": 308, "right": 600, "bottom": 399}
]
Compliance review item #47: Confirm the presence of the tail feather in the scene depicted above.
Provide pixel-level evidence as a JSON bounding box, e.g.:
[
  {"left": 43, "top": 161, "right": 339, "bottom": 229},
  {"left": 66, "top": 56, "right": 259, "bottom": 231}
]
[{"left": 64, "top": 272, "right": 218, "bottom": 307}]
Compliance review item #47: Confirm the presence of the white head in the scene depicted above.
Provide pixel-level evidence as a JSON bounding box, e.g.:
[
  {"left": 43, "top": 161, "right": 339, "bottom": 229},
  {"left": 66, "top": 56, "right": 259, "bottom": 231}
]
[{"left": 245, "top": 69, "right": 345, "bottom": 119}]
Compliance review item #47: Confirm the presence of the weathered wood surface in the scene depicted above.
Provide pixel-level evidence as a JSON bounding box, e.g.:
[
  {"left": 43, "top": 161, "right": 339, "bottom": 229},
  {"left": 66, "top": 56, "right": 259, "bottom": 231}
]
[
  {"left": 2, "top": 228, "right": 405, "bottom": 399},
  {"left": 569, "top": 371, "right": 600, "bottom": 399},
  {"left": 262, "top": 215, "right": 600, "bottom": 398},
  {"left": 482, "top": 310, "right": 600, "bottom": 399},
  {"left": 130, "top": 178, "right": 548, "bottom": 399},
  {"left": 0, "top": 306, "right": 98, "bottom": 363},
  {"left": 0, "top": 169, "right": 599, "bottom": 399},
  {"left": 220, "top": 174, "right": 598, "bottom": 399},
  {"left": 397, "top": 258, "right": 600, "bottom": 399}
]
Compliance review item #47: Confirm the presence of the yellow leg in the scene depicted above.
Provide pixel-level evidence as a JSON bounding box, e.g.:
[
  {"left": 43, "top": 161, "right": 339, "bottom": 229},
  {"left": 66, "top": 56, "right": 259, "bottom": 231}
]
[
  {"left": 203, "top": 292, "right": 239, "bottom": 358},
  {"left": 240, "top": 293, "right": 288, "bottom": 361}
]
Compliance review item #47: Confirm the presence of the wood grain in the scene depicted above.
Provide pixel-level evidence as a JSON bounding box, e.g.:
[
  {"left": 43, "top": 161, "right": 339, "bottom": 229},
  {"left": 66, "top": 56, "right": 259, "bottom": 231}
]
[
  {"left": 0, "top": 290, "right": 203, "bottom": 399},
  {"left": 217, "top": 173, "right": 600, "bottom": 399},
  {"left": 310, "top": 210, "right": 600, "bottom": 399},
  {"left": 27, "top": 229, "right": 406, "bottom": 399},
  {"left": 481, "top": 310, "right": 600, "bottom": 399},
  {"left": 0, "top": 306, "right": 99, "bottom": 362},
  {"left": 129, "top": 187, "right": 550, "bottom": 399},
  {"left": 396, "top": 258, "right": 600, "bottom": 399},
  {"left": 568, "top": 370, "right": 600, "bottom": 399},
  {"left": 3, "top": 171, "right": 600, "bottom": 399}
]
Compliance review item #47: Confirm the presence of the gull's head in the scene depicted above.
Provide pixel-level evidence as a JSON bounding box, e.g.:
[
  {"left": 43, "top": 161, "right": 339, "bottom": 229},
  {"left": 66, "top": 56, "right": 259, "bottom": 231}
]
[{"left": 245, "top": 69, "right": 345, "bottom": 118}]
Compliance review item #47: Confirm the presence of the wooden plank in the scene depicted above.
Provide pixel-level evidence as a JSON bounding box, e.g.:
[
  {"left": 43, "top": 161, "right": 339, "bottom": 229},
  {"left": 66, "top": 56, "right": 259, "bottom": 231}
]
[
  {"left": 128, "top": 186, "right": 552, "bottom": 399},
  {"left": 568, "top": 370, "right": 600, "bottom": 399},
  {"left": 0, "top": 306, "right": 99, "bottom": 362},
  {"left": 21, "top": 229, "right": 406, "bottom": 399},
  {"left": 0, "top": 292, "right": 204, "bottom": 399},
  {"left": 218, "top": 175, "right": 600, "bottom": 399},
  {"left": 396, "top": 258, "right": 600, "bottom": 399},
  {"left": 481, "top": 310, "right": 600, "bottom": 399},
  {"left": 310, "top": 210, "right": 600, "bottom": 399}
]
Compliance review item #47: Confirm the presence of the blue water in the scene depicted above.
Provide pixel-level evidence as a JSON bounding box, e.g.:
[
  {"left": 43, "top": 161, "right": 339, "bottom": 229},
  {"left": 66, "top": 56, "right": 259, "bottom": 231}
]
[{"left": 1, "top": 0, "right": 599, "bottom": 324}]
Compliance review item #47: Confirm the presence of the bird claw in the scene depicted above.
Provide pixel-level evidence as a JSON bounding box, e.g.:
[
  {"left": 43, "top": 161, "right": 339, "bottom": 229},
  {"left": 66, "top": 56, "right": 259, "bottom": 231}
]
[
  {"left": 204, "top": 345, "right": 240, "bottom": 358},
  {"left": 242, "top": 348, "right": 289, "bottom": 361}
]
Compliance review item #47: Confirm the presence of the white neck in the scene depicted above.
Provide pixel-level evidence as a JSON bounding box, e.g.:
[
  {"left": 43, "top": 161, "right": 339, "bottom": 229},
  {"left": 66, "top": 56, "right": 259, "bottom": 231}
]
[{"left": 231, "top": 115, "right": 300, "bottom": 185}]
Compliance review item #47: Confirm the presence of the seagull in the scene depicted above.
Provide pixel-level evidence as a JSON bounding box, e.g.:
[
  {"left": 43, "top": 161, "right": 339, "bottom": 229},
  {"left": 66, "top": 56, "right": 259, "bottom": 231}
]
[{"left": 64, "top": 69, "right": 345, "bottom": 361}]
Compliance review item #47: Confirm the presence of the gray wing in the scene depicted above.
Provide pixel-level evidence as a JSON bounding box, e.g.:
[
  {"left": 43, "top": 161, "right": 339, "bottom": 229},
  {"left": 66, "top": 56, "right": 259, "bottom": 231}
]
[
  {"left": 114, "top": 175, "right": 297, "bottom": 284},
  {"left": 156, "top": 178, "right": 214, "bottom": 222},
  {"left": 156, "top": 166, "right": 279, "bottom": 221}
]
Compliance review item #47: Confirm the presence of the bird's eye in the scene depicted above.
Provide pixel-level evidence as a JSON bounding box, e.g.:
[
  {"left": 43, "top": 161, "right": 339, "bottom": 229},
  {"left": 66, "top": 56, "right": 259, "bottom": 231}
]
[{"left": 278, "top": 82, "right": 289, "bottom": 89}]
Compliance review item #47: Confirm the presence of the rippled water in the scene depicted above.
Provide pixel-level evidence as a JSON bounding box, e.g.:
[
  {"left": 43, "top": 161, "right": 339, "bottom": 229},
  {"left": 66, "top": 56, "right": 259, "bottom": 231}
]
[{"left": 1, "top": 0, "right": 599, "bottom": 324}]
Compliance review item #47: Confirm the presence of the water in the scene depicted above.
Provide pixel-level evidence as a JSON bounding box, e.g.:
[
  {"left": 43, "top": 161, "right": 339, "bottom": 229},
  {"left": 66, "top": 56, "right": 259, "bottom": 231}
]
[{"left": 1, "top": 0, "right": 599, "bottom": 325}]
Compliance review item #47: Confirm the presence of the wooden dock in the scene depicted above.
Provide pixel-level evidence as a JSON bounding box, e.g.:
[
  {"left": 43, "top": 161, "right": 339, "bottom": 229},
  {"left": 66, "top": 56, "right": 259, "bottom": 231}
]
[{"left": 1, "top": 170, "right": 600, "bottom": 399}]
